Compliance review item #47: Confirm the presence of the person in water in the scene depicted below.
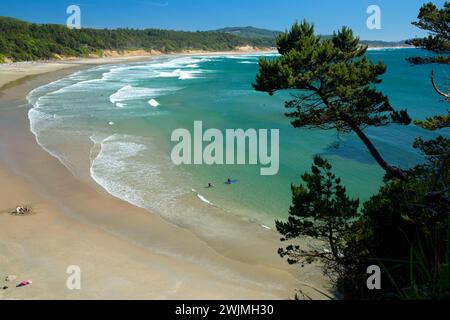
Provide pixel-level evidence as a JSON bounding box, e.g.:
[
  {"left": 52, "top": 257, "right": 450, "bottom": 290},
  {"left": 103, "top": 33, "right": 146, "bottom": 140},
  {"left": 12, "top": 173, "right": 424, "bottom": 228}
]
[
  {"left": 207, "top": 183, "right": 214, "bottom": 188},
  {"left": 227, "top": 178, "right": 232, "bottom": 184}
]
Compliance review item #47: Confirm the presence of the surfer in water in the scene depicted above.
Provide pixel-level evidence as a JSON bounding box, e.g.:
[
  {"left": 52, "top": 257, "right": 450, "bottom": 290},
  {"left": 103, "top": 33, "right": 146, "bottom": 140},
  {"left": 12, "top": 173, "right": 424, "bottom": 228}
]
[{"left": 226, "top": 178, "right": 238, "bottom": 185}]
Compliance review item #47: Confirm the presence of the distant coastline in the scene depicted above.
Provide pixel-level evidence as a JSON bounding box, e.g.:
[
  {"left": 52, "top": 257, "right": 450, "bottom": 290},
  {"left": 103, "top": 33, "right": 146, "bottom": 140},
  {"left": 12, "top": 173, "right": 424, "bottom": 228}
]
[
  {"left": 0, "top": 43, "right": 416, "bottom": 90},
  {"left": 0, "top": 16, "right": 414, "bottom": 65},
  {"left": 0, "top": 48, "right": 275, "bottom": 89},
  {"left": 367, "top": 45, "right": 415, "bottom": 50},
  {"left": 0, "top": 16, "right": 275, "bottom": 64}
]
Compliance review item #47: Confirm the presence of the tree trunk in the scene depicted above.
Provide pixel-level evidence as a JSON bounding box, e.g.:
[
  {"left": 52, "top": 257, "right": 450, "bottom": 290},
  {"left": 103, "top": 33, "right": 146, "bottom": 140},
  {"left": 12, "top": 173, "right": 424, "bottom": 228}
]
[{"left": 341, "top": 113, "right": 408, "bottom": 181}]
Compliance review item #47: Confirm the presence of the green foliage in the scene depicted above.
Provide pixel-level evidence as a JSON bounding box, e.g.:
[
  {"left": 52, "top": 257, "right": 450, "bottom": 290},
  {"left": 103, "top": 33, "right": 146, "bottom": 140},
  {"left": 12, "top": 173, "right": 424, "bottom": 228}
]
[
  {"left": 277, "top": 146, "right": 449, "bottom": 299},
  {"left": 414, "top": 136, "right": 450, "bottom": 161},
  {"left": 359, "top": 137, "right": 450, "bottom": 299},
  {"left": 276, "top": 156, "right": 359, "bottom": 279},
  {"left": 408, "top": 2, "right": 449, "bottom": 135},
  {"left": 258, "top": 18, "right": 450, "bottom": 300},
  {"left": 0, "top": 16, "right": 268, "bottom": 62},
  {"left": 406, "top": 55, "right": 450, "bottom": 65},
  {"left": 414, "top": 113, "right": 450, "bottom": 130},
  {"left": 254, "top": 21, "right": 409, "bottom": 131},
  {"left": 254, "top": 20, "right": 410, "bottom": 180},
  {"left": 214, "top": 27, "right": 281, "bottom": 46},
  {"left": 215, "top": 27, "right": 409, "bottom": 49},
  {"left": 407, "top": 2, "right": 450, "bottom": 53}
]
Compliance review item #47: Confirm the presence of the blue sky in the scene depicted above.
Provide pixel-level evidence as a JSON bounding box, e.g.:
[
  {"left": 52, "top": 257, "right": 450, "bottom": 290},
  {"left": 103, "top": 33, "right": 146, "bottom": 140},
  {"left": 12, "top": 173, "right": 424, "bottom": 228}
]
[{"left": 0, "top": 0, "right": 446, "bottom": 41}]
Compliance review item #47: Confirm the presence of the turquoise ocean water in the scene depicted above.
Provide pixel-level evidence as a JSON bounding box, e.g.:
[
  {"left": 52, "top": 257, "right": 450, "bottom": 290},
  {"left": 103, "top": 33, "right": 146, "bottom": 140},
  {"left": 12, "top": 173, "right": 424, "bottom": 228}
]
[{"left": 27, "top": 49, "right": 449, "bottom": 230}]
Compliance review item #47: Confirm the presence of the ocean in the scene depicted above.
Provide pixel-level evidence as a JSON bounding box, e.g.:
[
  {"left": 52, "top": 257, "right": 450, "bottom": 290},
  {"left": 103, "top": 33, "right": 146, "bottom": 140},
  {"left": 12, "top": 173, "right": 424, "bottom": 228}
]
[{"left": 26, "top": 49, "right": 449, "bottom": 233}]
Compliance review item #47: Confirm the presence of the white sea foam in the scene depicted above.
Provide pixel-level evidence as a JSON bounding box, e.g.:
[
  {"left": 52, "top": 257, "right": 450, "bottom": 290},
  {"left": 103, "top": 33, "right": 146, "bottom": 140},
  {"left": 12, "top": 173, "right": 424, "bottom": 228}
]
[
  {"left": 101, "top": 56, "right": 212, "bottom": 84},
  {"left": 136, "top": 56, "right": 210, "bottom": 70},
  {"left": 90, "top": 135, "right": 149, "bottom": 208},
  {"left": 100, "top": 62, "right": 160, "bottom": 81},
  {"left": 26, "top": 55, "right": 278, "bottom": 235},
  {"left": 28, "top": 108, "right": 55, "bottom": 133},
  {"left": 158, "top": 69, "right": 203, "bottom": 80},
  {"left": 191, "top": 189, "right": 214, "bottom": 206},
  {"left": 90, "top": 134, "right": 187, "bottom": 214},
  {"left": 367, "top": 46, "right": 415, "bottom": 51},
  {"left": 223, "top": 55, "right": 254, "bottom": 60},
  {"left": 238, "top": 61, "right": 258, "bottom": 64},
  {"left": 27, "top": 105, "right": 84, "bottom": 179},
  {"left": 148, "top": 99, "right": 160, "bottom": 107},
  {"left": 179, "top": 72, "right": 199, "bottom": 80},
  {"left": 109, "top": 85, "right": 174, "bottom": 104},
  {"left": 197, "top": 194, "right": 213, "bottom": 205},
  {"left": 257, "top": 52, "right": 280, "bottom": 57}
]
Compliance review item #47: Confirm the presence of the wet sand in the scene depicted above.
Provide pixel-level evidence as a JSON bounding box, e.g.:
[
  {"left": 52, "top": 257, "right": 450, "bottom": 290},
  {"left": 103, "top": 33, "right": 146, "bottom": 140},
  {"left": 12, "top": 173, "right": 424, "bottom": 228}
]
[{"left": 0, "top": 58, "right": 330, "bottom": 300}]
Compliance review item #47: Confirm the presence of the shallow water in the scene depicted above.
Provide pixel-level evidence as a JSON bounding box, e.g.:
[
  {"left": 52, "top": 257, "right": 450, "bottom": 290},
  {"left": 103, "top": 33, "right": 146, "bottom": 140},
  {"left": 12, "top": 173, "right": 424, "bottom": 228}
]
[{"left": 27, "top": 49, "right": 449, "bottom": 229}]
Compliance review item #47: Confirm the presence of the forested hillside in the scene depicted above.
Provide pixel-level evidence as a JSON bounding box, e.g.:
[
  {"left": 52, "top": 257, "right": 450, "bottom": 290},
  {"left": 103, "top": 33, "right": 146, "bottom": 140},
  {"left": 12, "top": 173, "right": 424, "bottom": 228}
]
[
  {"left": 0, "top": 17, "right": 270, "bottom": 62},
  {"left": 214, "top": 26, "right": 281, "bottom": 46},
  {"left": 0, "top": 17, "right": 412, "bottom": 63}
]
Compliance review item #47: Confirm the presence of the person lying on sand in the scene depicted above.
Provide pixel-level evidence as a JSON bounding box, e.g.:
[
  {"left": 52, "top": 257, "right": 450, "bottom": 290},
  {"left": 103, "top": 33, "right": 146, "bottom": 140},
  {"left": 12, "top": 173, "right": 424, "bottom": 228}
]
[
  {"left": 16, "top": 280, "right": 32, "bottom": 288},
  {"left": 12, "top": 205, "right": 31, "bottom": 215}
]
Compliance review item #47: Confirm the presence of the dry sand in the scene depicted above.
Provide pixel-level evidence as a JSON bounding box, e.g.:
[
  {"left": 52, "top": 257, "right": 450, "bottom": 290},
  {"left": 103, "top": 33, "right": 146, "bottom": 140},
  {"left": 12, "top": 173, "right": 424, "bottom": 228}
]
[
  {"left": 0, "top": 55, "right": 163, "bottom": 89},
  {"left": 0, "top": 54, "right": 330, "bottom": 300}
]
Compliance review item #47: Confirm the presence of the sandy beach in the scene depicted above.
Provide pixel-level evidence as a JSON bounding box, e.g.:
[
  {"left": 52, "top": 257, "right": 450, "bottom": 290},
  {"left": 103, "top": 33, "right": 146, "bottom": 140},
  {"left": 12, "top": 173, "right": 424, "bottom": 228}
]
[
  {"left": 0, "top": 47, "right": 274, "bottom": 89},
  {"left": 0, "top": 54, "right": 330, "bottom": 300}
]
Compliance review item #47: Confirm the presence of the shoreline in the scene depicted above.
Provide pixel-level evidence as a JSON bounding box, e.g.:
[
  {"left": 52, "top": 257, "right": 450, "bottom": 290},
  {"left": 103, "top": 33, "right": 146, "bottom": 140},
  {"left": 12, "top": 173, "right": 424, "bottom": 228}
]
[
  {"left": 0, "top": 53, "right": 330, "bottom": 299},
  {"left": 366, "top": 46, "right": 415, "bottom": 51},
  {"left": 0, "top": 48, "right": 275, "bottom": 89},
  {"left": 0, "top": 45, "right": 416, "bottom": 90}
]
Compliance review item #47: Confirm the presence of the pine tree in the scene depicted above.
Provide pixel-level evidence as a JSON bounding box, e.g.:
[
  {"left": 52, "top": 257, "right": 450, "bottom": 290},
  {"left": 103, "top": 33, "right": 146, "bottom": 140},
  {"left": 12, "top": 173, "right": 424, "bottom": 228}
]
[
  {"left": 254, "top": 21, "right": 411, "bottom": 181},
  {"left": 408, "top": 2, "right": 450, "bottom": 129}
]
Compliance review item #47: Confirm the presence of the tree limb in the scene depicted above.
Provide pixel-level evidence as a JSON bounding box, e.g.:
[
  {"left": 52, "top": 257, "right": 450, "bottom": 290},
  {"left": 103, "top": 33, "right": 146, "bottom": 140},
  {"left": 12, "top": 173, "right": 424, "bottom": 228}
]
[
  {"left": 318, "top": 92, "right": 408, "bottom": 181},
  {"left": 431, "top": 70, "right": 450, "bottom": 101},
  {"left": 339, "top": 112, "right": 408, "bottom": 181}
]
